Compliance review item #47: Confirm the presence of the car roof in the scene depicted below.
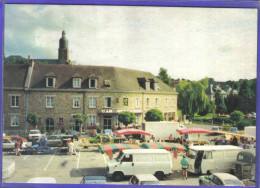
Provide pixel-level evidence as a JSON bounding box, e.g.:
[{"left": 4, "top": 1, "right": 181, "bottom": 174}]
[
  {"left": 134, "top": 174, "right": 159, "bottom": 181},
  {"left": 27, "top": 177, "right": 56, "bottom": 183},
  {"left": 189, "top": 145, "right": 242, "bottom": 151},
  {"left": 122, "top": 149, "right": 169, "bottom": 154},
  {"left": 213, "top": 173, "right": 240, "bottom": 181},
  {"left": 84, "top": 176, "right": 106, "bottom": 180}
]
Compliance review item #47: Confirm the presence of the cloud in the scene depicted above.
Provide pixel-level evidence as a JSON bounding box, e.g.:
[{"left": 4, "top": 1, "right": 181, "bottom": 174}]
[{"left": 4, "top": 5, "right": 257, "bottom": 81}]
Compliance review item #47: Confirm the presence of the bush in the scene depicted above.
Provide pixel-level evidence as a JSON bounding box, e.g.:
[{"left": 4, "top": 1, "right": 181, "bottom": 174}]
[
  {"left": 212, "top": 117, "right": 233, "bottom": 124},
  {"left": 221, "top": 124, "right": 232, "bottom": 131},
  {"left": 230, "top": 111, "right": 244, "bottom": 123},
  {"left": 41, "top": 126, "right": 46, "bottom": 134},
  {"left": 145, "top": 109, "right": 163, "bottom": 121},
  {"left": 97, "top": 126, "right": 102, "bottom": 133},
  {"left": 237, "top": 119, "right": 256, "bottom": 130},
  {"left": 61, "top": 126, "right": 66, "bottom": 134}
]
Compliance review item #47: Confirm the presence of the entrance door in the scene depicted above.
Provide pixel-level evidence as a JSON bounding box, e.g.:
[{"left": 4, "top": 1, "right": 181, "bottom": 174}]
[{"left": 103, "top": 116, "right": 112, "bottom": 130}]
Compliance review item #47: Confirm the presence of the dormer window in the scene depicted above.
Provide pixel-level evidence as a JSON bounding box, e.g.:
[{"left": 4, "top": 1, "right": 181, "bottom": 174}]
[
  {"left": 104, "top": 80, "right": 111, "bottom": 87},
  {"left": 46, "top": 77, "right": 56, "bottom": 88},
  {"left": 89, "top": 78, "right": 97, "bottom": 88},
  {"left": 73, "top": 78, "right": 81, "bottom": 88}
]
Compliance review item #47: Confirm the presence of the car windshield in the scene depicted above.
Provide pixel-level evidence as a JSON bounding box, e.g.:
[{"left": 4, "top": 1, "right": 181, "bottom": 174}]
[
  {"left": 141, "top": 181, "right": 160, "bottom": 185},
  {"left": 187, "top": 149, "right": 197, "bottom": 159},
  {"left": 30, "top": 131, "right": 40, "bottom": 134},
  {"left": 212, "top": 127, "right": 219, "bottom": 131},
  {"left": 116, "top": 151, "right": 124, "bottom": 162},
  {"left": 224, "top": 180, "right": 244, "bottom": 186},
  {"left": 237, "top": 154, "right": 253, "bottom": 163}
]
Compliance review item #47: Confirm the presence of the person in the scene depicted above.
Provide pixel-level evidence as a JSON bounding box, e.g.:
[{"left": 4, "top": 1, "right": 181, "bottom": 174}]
[
  {"left": 151, "top": 135, "right": 155, "bottom": 141},
  {"left": 15, "top": 140, "right": 20, "bottom": 156},
  {"left": 68, "top": 141, "right": 74, "bottom": 156},
  {"left": 168, "top": 134, "right": 172, "bottom": 142},
  {"left": 222, "top": 136, "right": 226, "bottom": 145},
  {"left": 181, "top": 156, "right": 188, "bottom": 179}
]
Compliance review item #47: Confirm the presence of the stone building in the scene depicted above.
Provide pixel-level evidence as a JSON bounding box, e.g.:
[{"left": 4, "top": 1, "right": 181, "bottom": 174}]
[{"left": 3, "top": 31, "right": 178, "bottom": 135}]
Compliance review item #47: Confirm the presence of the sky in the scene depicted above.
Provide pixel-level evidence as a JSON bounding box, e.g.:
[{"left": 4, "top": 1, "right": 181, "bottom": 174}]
[{"left": 4, "top": 5, "right": 258, "bottom": 82}]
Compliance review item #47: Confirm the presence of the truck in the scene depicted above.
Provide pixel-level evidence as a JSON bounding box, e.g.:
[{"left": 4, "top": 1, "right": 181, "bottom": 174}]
[
  {"left": 142, "top": 121, "right": 185, "bottom": 141},
  {"left": 244, "top": 126, "right": 256, "bottom": 137},
  {"left": 107, "top": 149, "right": 173, "bottom": 181}
]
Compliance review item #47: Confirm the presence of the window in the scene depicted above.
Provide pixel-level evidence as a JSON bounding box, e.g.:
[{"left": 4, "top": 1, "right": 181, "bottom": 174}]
[
  {"left": 103, "top": 116, "right": 112, "bottom": 129},
  {"left": 123, "top": 98, "right": 128, "bottom": 106},
  {"left": 89, "top": 78, "right": 97, "bottom": 88},
  {"left": 11, "top": 115, "right": 19, "bottom": 127},
  {"left": 89, "top": 97, "right": 97, "bottom": 108},
  {"left": 46, "top": 77, "right": 55, "bottom": 87},
  {"left": 122, "top": 154, "right": 133, "bottom": 162},
  {"left": 73, "top": 97, "right": 81, "bottom": 108},
  {"left": 89, "top": 115, "right": 96, "bottom": 125},
  {"left": 136, "top": 98, "right": 140, "bottom": 108},
  {"left": 136, "top": 114, "right": 140, "bottom": 124},
  {"left": 46, "top": 96, "right": 54, "bottom": 108},
  {"left": 165, "top": 98, "right": 168, "bottom": 106},
  {"left": 172, "top": 97, "right": 175, "bottom": 106},
  {"left": 73, "top": 78, "right": 81, "bottom": 88},
  {"left": 46, "top": 118, "right": 54, "bottom": 131},
  {"left": 11, "top": 96, "right": 19, "bottom": 107},
  {"left": 146, "top": 98, "right": 150, "bottom": 107},
  {"left": 104, "top": 97, "right": 112, "bottom": 108},
  {"left": 155, "top": 98, "right": 159, "bottom": 107}
]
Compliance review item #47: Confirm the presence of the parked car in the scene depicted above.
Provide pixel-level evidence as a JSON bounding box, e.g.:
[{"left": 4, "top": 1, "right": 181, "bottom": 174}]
[
  {"left": 229, "top": 127, "right": 239, "bottom": 134},
  {"left": 199, "top": 173, "right": 245, "bottom": 186},
  {"left": 129, "top": 174, "right": 160, "bottom": 185},
  {"left": 7, "top": 135, "right": 28, "bottom": 148},
  {"left": 28, "top": 130, "right": 42, "bottom": 141},
  {"left": 66, "top": 131, "right": 79, "bottom": 141},
  {"left": 27, "top": 177, "right": 56, "bottom": 183},
  {"left": 3, "top": 138, "right": 15, "bottom": 151},
  {"left": 80, "top": 176, "right": 107, "bottom": 184},
  {"left": 47, "top": 135, "right": 63, "bottom": 147}
]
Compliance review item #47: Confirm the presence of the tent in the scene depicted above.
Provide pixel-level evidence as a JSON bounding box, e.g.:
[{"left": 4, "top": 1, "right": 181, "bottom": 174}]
[
  {"left": 99, "top": 143, "right": 142, "bottom": 154},
  {"left": 114, "top": 129, "right": 151, "bottom": 136},
  {"left": 176, "top": 128, "right": 213, "bottom": 134},
  {"left": 141, "top": 142, "right": 186, "bottom": 152}
]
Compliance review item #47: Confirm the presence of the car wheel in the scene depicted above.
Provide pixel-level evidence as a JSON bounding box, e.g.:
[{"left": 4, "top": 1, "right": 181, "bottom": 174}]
[
  {"left": 113, "top": 172, "right": 124, "bottom": 182},
  {"left": 155, "top": 171, "right": 165, "bottom": 180}
]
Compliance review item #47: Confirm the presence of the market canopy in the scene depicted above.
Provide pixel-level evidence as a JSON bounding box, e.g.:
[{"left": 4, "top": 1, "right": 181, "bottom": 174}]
[
  {"left": 176, "top": 128, "right": 213, "bottom": 134},
  {"left": 141, "top": 142, "right": 186, "bottom": 152},
  {"left": 114, "top": 129, "right": 151, "bottom": 136},
  {"left": 99, "top": 144, "right": 141, "bottom": 154}
]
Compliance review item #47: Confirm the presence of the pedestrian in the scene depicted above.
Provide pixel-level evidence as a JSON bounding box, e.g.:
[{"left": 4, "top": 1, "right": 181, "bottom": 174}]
[
  {"left": 68, "top": 141, "right": 74, "bottom": 156},
  {"left": 249, "top": 142, "right": 254, "bottom": 149},
  {"left": 151, "top": 135, "right": 155, "bottom": 141},
  {"left": 181, "top": 156, "right": 188, "bottom": 179},
  {"left": 15, "top": 140, "right": 20, "bottom": 156},
  {"left": 168, "top": 134, "right": 172, "bottom": 142}
]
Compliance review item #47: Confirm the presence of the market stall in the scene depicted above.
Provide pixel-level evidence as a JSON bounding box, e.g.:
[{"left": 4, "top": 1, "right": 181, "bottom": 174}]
[
  {"left": 141, "top": 142, "right": 186, "bottom": 152},
  {"left": 98, "top": 143, "right": 141, "bottom": 154}
]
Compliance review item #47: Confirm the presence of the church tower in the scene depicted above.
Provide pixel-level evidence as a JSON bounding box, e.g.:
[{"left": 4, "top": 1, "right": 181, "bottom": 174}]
[{"left": 58, "top": 30, "right": 70, "bottom": 64}]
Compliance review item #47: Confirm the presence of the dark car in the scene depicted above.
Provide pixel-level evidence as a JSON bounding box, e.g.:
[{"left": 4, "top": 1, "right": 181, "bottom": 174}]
[{"left": 80, "top": 176, "right": 107, "bottom": 184}]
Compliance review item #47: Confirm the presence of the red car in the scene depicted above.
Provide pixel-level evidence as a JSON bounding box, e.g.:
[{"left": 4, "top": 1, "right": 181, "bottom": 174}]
[{"left": 9, "top": 135, "right": 27, "bottom": 143}]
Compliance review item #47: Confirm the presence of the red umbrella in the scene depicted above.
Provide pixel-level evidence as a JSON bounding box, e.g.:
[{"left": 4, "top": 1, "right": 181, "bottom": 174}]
[
  {"left": 176, "top": 128, "right": 213, "bottom": 134},
  {"left": 114, "top": 129, "right": 151, "bottom": 136}
]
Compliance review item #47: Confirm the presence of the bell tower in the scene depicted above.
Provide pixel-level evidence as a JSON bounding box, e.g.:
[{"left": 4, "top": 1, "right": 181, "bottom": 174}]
[{"left": 58, "top": 30, "right": 70, "bottom": 64}]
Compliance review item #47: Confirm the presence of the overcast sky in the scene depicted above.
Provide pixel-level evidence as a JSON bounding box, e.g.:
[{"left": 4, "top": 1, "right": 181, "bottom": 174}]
[{"left": 4, "top": 5, "right": 258, "bottom": 81}]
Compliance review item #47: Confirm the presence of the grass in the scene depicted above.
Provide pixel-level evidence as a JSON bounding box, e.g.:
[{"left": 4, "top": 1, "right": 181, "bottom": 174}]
[{"left": 193, "top": 113, "right": 217, "bottom": 120}]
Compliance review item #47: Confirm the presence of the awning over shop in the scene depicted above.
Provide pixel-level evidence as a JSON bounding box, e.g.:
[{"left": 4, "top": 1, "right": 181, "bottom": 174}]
[
  {"left": 176, "top": 128, "right": 213, "bottom": 134},
  {"left": 141, "top": 142, "right": 186, "bottom": 152},
  {"left": 99, "top": 144, "right": 141, "bottom": 154},
  {"left": 114, "top": 129, "right": 151, "bottom": 136}
]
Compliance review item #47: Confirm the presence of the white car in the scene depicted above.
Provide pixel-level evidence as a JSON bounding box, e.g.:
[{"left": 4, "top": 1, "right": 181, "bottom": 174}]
[
  {"left": 129, "top": 174, "right": 160, "bottom": 185},
  {"left": 27, "top": 177, "right": 56, "bottom": 183},
  {"left": 28, "top": 130, "right": 42, "bottom": 140},
  {"left": 199, "top": 173, "right": 245, "bottom": 186}
]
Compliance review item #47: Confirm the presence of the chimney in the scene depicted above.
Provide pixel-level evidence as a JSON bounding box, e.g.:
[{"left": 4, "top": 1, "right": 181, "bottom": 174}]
[{"left": 28, "top": 55, "right": 34, "bottom": 67}]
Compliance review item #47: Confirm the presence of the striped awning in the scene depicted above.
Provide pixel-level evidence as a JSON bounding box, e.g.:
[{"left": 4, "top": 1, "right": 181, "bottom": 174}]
[
  {"left": 141, "top": 142, "right": 186, "bottom": 152},
  {"left": 99, "top": 144, "right": 141, "bottom": 154}
]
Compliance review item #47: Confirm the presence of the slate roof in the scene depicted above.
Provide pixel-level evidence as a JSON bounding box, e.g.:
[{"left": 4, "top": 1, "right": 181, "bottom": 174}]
[
  {"left": 4, "top": 64, "right": 28, "bottom": 88},
  {"left": 4, "top": 63, "right": 176, "bottom": 93}
]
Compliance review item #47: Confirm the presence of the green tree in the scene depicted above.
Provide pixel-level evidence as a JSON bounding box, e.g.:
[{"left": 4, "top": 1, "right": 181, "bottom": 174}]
[
  {"left": 230, "top": 111, "right": 244, "bottom": 125},
  {"left": 41, "top": 126, "right": 46, "bottom": 134},
  {"left": 145, "top": 109, "right": 163, "bottom": 121},
  {"left": 198, "top": 101, "right": 216, "bottom": 116},
  {"left": 158, "top": 67, "right": 171, "bottom": 85},
  {"left": 215, "top": 90, "right": 227, "bottom": 114},
  {"left": 225, "top": 93, "right": 239, "bottom": 114},
  {"left": 74, "top": 113, "right": 88, "bottom": 136},
  {"left": 238, "top": 80, "right": 255, "bottom": 113},
  {"left": 176, "top": 78, "right": 210, "bottom": 119},
  {"left": 4, "top": 55, "right": 29, "bottom": 64},
  {"left": 118, "top": 111, "right": 136, "bottom": 128},
  {"left": 27, "top": 112, "right": 39, "bottom": 129}
]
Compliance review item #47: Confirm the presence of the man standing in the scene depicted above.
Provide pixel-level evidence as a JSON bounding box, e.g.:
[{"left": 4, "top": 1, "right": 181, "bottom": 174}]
[
  {"left": 168, "top": 134, "right": 172, "bottom": 142},
  {"left": 181, "top": 156, "right": 188, "bottom": 179}
]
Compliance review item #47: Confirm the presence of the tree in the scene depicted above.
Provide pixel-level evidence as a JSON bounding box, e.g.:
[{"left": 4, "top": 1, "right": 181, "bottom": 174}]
[
  {"left": 225, "top": 93, "right": 239, "bottom": 114},
  {"left": 176, "top": 78, "right": 211, "bottom": 119},
  {"left": 74, "top": 113, "right": 88, "bottom": 136},
  {"left": 215, "top": 90, "right": 227, "bottom": 114},
  {"left": 158, "top": 67, "right": 171, "bottom": 85},
  {"left": 198, "top": 101, "right": 216, "bottom": 116},
  {"left": 230, "top": 111, "right": 244, "bottom": 124},
  {"left": 145, "top": 109, "right": 163, "bottom": 121},
  {"left": 118, "top": 111, "right": 136, "bottom": 128},
  {"left": 27, "top": 112, "right": 39, "bottom": 129},
  {"left": 238, "top": 80, "right": 255, "bottom": 113}
]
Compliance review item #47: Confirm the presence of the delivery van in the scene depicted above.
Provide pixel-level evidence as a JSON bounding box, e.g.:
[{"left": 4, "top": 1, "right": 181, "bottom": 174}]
[
  {"left": 235, "top": 149, "right": 255, "bottom": 181},
  {"left": 107, "top": 149, "right": 172, "bottom": 181},
  {"left": 186, "top": 145, "right": 242, "bottom": 174}
]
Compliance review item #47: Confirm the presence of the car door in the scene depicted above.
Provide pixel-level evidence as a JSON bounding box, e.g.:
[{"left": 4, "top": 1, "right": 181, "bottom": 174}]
[
  {"left": 3, "top": 139, "right": 14, "bottom": 149},
  {"left": 201, "top": 151, "right": 214, "bottom": 174},
  {"left": 120, "top": 154, "right": 134, "bottom": 175}
]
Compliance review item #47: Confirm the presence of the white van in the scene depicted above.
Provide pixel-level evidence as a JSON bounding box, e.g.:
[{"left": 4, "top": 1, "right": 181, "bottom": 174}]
[
  {"left": 107, "top": 149, "right": 172, "bottom": 181},
  {"left": 186, "top": 145, "right": 242, "bottom": 174}
]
